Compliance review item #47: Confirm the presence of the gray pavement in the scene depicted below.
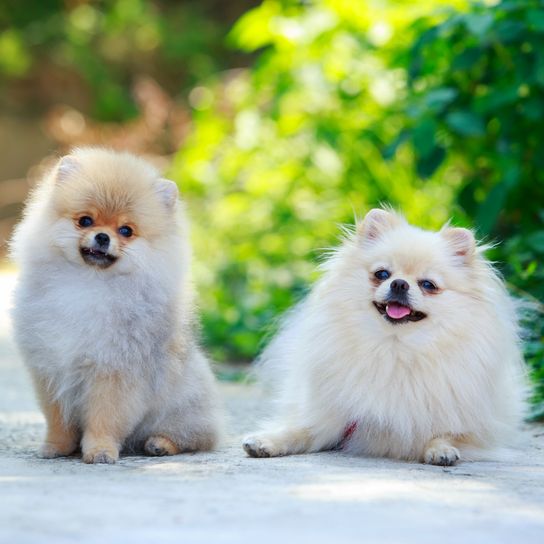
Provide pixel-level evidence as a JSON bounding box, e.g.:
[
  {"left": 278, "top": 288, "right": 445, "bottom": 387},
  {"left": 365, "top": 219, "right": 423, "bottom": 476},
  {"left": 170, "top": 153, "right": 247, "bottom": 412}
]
[{"left": 0, "top": 271, "right": 543, "bottom": 544}]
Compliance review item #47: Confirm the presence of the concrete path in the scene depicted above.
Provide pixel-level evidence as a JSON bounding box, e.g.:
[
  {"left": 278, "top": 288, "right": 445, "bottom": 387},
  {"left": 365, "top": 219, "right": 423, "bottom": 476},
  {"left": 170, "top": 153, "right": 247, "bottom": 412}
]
[{"left": 1, "top": 272, "right": 543, "bottom": 544}]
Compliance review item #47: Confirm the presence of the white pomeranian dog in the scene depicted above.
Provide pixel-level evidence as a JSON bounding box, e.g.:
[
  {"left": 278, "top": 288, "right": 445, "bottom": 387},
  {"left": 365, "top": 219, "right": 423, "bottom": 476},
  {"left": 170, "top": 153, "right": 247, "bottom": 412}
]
[
  {"left": 11, "top": 147, "right": 222, "bottom": 463},
  {"left": 243, "top": 208, "right": 526, "bottom": 465}
]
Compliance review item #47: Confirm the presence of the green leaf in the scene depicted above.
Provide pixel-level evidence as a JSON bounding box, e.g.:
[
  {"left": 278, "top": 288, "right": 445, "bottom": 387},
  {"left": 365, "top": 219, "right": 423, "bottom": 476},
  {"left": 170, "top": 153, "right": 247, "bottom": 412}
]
[
  {"left": 383, "top": 130, "right": 409, "bottom": 160},
  {"left": 522, "top": 97, "right": 544, "bottom": 120},
  {"left": 424, "top": 87, "right": 458, "bottom": 112},
  {"left": 457, "top": 178, "right": 479, "bottom": 217},
  {"left": 474, "top": 86, "right": 519, "bottom": 113},
  {"left": 494, "top": 20, "right": 525, "bottom": 42},
  {"left": 527, "top": 9, "right": 544, "bottom": 32},
  {"left": 445, "top": 111, "right": 485, "bottom": 136},
  {"left": 412, "top": 118, "right": 437, "bottom": 158},
  {"left": 452, "top": 47, "right": 482, "bottom": 70},
  {"left": 535, "top": 50, "right": 544, "bottom": 86},
  {"left": 416, "top": 145, "right": 446, "bottom": 178},
  {"left": 527, "top": 231, "right": 544, "bottom": 253},
  {"left": 228, "top": 1, "right": 279, "bottom": 52},
  {"left": 476, "top": 181, "right": 509, "bottom": 234},
  {"left": 0, "top": 29, "right": 32, "bottom": 76},
  {"left": 464, "top": 13, "right": 494, "bottom": 37}
]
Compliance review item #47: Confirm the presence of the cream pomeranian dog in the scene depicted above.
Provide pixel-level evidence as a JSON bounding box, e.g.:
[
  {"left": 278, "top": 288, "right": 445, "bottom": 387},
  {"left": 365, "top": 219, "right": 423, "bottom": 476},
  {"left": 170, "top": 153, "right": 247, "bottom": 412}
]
[
  {"left": 243, "top": 209, "right": 526, "bottom": 465},
  {"left": 11, "top": 148, "right": 221, "bottom": 463}
]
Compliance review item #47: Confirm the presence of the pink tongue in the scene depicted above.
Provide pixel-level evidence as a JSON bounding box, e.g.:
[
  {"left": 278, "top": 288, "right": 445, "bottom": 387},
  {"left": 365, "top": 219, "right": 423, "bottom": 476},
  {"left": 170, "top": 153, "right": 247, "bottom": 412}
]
[{"left": 386, "top": 302, "right": 411, "bottom": 319}]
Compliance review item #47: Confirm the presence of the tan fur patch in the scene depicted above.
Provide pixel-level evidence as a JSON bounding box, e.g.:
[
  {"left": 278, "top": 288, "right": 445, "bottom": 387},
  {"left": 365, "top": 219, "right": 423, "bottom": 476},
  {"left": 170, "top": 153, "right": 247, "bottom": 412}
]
[
  {"left": 72, "top": 209, "right": 137, "bottom": 251},
  {"left": 50, "top": 149, "right": 173, "bottom": 241},
  {"left": 81, "top": 373, "right": 144, "bottom": 463},
  {"left": 144, "top": 435, "right": 180, "bottom": 456},
  {"left": 32, "top": 374, "right": 79, "bottom": 457}
]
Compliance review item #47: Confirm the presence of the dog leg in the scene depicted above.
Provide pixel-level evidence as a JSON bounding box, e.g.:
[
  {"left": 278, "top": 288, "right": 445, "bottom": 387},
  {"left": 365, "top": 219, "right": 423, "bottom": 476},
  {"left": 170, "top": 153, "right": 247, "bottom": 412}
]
[
  {"left": 81, "top": 373, "right": 145, "bottom": 464},
  {"left": 243, "top": 427, "right": 316, "bottom": 458},
  {"left": 32, "top": 374, "right": 79, "bottom": 458},
  {"left": 144, "top": 410, "right": 218, "bottom": 456},
  {"left": 423, "top": 436, "right": 461, "bottom": 466}
]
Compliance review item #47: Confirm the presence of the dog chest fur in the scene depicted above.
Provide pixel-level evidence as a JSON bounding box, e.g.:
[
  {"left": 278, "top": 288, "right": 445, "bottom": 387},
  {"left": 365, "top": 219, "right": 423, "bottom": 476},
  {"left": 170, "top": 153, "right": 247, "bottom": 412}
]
[{"left": 12, "top": 262, "right": 177, "bottom": 378}]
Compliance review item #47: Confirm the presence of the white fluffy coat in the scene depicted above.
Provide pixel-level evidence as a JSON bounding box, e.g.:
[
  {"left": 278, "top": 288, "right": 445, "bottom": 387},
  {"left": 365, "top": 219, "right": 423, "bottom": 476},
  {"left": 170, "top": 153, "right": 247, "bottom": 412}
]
[
  {"left": 243, "top": 209, "right": 526, "bottom": 464},
  {"left": 11, "top": 148, "right": 221, "bottom": 463}
]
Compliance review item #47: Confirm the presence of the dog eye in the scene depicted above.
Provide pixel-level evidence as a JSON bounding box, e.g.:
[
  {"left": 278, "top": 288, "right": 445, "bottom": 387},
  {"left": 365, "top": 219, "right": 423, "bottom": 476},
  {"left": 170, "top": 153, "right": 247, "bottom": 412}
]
[
  {"left": 374, "top": 269, "right": 391, "bottom": 281},
  {"left": 420, "top": 280, "right": 437, "bottom": 291},
  {"left": 118, "top": 225, "right": 133, "bottom": 238},
  {"left": 78, "top": 216, "right": 93, "bottom": 228}
]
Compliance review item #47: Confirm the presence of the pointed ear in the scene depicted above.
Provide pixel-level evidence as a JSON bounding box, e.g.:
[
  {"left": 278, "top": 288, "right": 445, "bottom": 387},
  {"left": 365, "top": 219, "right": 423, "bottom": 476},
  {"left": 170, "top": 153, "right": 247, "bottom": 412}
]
[
  {"left": 357, "top": 208, "right": 402, "bottom": 243},
  {"left": 56, "top": 155, "right": 79, "bottom": 183},
  {"left": 441, "top": 227, "right": 476, "bottom": 263},
  {"left": 155, "top": 179, "right": 179, "bottom": 209}
]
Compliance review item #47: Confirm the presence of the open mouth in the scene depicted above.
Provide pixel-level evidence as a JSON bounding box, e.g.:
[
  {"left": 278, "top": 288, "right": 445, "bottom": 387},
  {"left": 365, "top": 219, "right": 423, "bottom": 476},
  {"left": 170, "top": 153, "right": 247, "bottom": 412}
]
[
  {"left": 373, "top": 301, "right": 427, "bottom": 324},
  {"left": 80, "top": 247, "right": 117, "bottom": 269}
]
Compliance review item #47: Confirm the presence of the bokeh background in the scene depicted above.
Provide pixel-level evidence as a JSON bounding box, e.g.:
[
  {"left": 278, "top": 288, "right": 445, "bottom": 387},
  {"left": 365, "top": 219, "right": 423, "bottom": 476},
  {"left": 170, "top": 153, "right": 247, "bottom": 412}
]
[{"left": 0, "top": 0, "right": 542, "bottom": 417}]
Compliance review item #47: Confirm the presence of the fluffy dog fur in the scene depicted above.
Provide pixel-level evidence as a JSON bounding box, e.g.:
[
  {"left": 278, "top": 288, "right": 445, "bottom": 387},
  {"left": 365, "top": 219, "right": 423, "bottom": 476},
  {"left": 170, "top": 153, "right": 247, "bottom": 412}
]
[
  {"left": 243, "top": 209, "right": 526, "bottom": 465},
  {"left": 11, "top": 147, "right": 221, "bottom": 463}
]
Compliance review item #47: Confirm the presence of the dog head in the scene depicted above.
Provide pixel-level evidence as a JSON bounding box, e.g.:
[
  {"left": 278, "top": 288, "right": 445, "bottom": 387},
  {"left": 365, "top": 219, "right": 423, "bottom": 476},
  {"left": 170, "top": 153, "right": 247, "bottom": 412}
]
[
  {"left": 326, "top": 209, "right": 485, "bottom": 346},
  {"left": 46, "top": 148, "right": 179, "bottom": 274}
]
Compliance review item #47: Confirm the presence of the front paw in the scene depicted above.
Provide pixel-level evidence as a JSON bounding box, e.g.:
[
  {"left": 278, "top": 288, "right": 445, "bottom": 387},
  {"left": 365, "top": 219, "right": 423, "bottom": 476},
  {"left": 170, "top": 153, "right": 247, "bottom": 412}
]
[
  {"left": 243, "top": 435, "right": 281, "bottom": 458},
  {"left": 39, "top": 442, "right": 77, "bottom": 459},
  {"left": 82, "top": 447, "right": 119, "bottom": 464},
  {"left": 424, "top": 444, "right": 460, "bottom": 466}
]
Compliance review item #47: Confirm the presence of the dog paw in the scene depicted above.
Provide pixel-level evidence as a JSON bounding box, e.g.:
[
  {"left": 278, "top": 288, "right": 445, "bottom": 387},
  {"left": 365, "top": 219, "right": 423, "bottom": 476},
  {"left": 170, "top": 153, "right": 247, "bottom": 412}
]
[
  {"left": 82, "top": 448, "right": 118, "bottom": 464},
  {"left": 39, "top": 441, "right": 77, "bottom": 459},
  {"left": 242, "top": 435, "right": 280, "bottom": 458},
  {"left": 144, "top": 436, "right": 179, "bottom": 456},
  {"left": 424, "top": 444, "right": 460, "bottom": 466},
  {"left": 39, "top": 444, "right": 69, "bottom": 459}
]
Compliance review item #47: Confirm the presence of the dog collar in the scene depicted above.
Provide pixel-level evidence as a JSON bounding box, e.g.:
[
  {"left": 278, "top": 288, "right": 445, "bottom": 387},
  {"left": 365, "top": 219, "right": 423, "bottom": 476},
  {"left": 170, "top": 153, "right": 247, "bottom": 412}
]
[{"left": 335, "top": 421, "right": 357, "bottom": 450}]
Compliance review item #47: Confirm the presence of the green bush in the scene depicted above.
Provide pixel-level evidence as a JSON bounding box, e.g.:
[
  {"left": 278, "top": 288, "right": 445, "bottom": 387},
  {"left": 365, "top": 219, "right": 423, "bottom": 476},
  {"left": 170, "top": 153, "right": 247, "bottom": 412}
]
[
  {"left": 0, "top": 0, "right": 255, "bottom": 121},
  {"left": 173, "top": 0, "right": 542, "bottom": 415},
  {"left": 173, "top": 0, "right": 467, "bottom": 361},
  {"left": 397, "top": 0, "right": 544, "bottom": 417}
]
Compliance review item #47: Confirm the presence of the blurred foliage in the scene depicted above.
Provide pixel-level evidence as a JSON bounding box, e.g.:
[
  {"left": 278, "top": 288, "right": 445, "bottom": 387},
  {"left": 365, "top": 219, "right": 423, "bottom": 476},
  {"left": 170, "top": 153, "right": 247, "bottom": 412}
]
[
  {"left": 0, "top": 0, "right": 257, "bottom": 120},
  {"left": 395, "top": 0, "right": 544, "bottom": 418},
  {"left": 175, "top": 0, "right": 543, "bottom": 417},
  {"left": 1, "top": 0, "right": 542, "bottom": 413},
  {"left": 173, "top": 0, "right": 468, "bottom": 361}
]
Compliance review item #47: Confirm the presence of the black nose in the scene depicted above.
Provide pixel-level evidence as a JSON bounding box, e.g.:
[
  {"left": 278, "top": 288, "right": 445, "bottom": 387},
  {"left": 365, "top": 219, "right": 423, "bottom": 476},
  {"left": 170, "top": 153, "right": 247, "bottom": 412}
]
[
  {"left": 390, "top": 279, "right": 409, "bottom": 292},
  {"left": 94, "top": 233, "right": 110, "bottom": 247}
]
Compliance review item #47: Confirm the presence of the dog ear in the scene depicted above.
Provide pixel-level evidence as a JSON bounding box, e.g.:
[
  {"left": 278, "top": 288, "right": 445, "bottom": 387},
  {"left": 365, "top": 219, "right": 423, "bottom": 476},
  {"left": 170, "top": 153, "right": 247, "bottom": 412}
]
[
  {"left": 357, "top": 208, "right": 402, "bottom": 243},
  {"left": 155, "top": 179, "right": 179, "bottom": 209},
  {"left": 441, "top": 227, "right": 476, "bottom": 262},
  {"left": 56, "top": 155, "right": 79, "bottom": 183}
]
